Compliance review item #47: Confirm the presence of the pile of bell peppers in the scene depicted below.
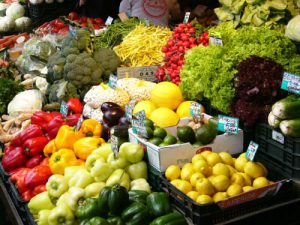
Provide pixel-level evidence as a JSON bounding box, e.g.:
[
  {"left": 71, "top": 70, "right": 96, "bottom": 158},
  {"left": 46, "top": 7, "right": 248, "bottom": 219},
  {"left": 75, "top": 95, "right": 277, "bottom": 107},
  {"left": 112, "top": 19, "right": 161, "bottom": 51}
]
[{"left": 29, "top": 182, "right": 187, "bottom": 225}]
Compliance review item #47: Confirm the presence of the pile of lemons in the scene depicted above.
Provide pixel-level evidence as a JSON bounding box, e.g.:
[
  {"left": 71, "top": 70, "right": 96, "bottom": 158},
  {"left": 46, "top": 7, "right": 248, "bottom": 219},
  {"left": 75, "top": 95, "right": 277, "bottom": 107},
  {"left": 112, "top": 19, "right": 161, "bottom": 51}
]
[{"left": 165, "top": 151, "right": 272, "bottom": 204}]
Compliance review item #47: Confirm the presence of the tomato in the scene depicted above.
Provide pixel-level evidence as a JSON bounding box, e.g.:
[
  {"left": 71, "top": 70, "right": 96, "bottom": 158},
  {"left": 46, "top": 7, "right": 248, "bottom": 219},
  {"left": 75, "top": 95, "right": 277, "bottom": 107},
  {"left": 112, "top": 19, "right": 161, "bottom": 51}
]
[
  {"left": 94, "top": 18, "right": 104, "bottom": 24},
  {"left": 93, "top": 24, "right": 100, "bottom": 30},
  {"left": 68, "top": 12, "right": 79, "bottom": 20},
  {"left": 58, "top": 27, "right": 69, "bottom": 35},
  {"left": 51, "top": 27, "right": 59, "bottom": 33},
  {"left": 162, "top": 46, "right": 168, "bottom": 53},
  {"left": 54, "top": 19, "right": 65, "bottom": 29},
  {"left": 80, "top": 16, "right": 88, "bottom": 23},
  {"left": 187, "top": 22, "right": 192, "bottom": 28},
  {"left": 81, "top": 23, "right": 87, "bottom": 28},
  {"left": 167, "top": 40, "right": 174, "bottom": 47}
]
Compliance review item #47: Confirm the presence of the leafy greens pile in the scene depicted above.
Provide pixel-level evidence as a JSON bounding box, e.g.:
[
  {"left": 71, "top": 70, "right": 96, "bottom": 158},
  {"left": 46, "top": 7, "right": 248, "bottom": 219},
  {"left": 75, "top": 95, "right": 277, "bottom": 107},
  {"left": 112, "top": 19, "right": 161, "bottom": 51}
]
[{"left": 180, "top": 22, "right": 300, "bottom": 114}]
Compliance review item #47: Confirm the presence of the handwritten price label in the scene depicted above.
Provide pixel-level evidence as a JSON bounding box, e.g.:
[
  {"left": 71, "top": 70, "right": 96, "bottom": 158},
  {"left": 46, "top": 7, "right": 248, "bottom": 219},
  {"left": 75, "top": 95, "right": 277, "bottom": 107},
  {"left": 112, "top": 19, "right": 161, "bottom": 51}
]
[
  {"left": 105, "top": 16, "right": 114, "bottom": 26},
  {"left": 217, "top": 115, "right": 239, "bottom": 134},
  {"left": 246, "top": 141, "right": 259, "bottom": 161},
  {"left": 281, "top": 72, "right": 300, "bottom": 95},
  {"left": 125, "top": 100, "right": 137, "bottom": 122},
  {"left": 189, "top": 102, "right": 203, "bottom": 121},
  {"left": 60, "top": 101, "right": 69, "bottom": 117},
  {"left": 135, "top": 110, "right": 146, "bottom": 121},
  {"left": 132, "top": 119, "right": 148, "bottom": 138},
  {"left": 108, "top": 74, "right": 118, "bottom": 89}
]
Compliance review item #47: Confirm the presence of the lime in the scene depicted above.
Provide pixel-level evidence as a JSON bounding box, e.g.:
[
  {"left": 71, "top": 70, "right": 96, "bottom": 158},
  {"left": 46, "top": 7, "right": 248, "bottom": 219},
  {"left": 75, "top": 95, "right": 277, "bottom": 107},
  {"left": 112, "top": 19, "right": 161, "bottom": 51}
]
[
  {"left": 153, "top": 127, "right": 167, "bottom": 139},
  {"left": 148, "top": 137, "right": 163, "bottom": 146},
  {"left": 177, "top": 140, "right": 184, "bottom": 144},
  {"left": 177, "top": 126, "right": 196, "bottom": 143},
  {"left": 163, "top": 134, "right": 177, "bottom": 145},
  {"left": 195, "top": 124, "right": 217, "bottom": 145},
  {"left": 145, "top": 126, "right": 154, "bottom": 139},
  {"left": 144, "top": 119, "right": 154, "bottom": 129},
  {"left": 159, "top": 142, "right": 170, "bottom": 147},
  {"left": 193, "top": 141, "right": 203, "bottom": 147}
]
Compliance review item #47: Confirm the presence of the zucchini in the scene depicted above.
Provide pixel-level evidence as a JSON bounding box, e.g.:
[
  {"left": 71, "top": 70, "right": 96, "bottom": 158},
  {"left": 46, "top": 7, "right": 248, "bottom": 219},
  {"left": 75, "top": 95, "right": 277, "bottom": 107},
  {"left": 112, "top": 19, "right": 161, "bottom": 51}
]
[
  {"left": 268, "top": 112, "right": 281, "bottom": 129},
  {"left": 280, "top": 119, "right": 300, "bottom": 137},
  {"left": 272, "top": 95, "right": 300, "bottom": 119}
]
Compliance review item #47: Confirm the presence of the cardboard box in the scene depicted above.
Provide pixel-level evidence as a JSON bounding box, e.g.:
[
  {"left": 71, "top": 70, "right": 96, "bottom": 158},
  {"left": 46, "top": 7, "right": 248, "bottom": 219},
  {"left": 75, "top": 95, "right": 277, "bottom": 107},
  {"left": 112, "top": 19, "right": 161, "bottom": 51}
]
[
  {"left": 117, "top": 66, "right": 158, "bottom": 82},
  {"left": 129, "top": 115, "right": 244, "bottom": 172}
]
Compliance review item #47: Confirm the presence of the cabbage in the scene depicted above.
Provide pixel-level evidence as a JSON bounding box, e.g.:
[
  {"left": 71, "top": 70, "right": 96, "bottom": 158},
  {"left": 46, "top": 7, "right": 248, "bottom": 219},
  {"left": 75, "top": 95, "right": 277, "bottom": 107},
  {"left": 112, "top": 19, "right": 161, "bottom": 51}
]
[
  {"left": 15, "top": 17, "right": 32, "bottom": 31},
  {"left": 22, "top": 38, "right": 56, "bottom": 61},
  {"left": 0, "top": 16, "right": 15, "bottom": 32},
  {"left": 285, "top": 15, "right": 300, "bottom": 42},
  {"left": 6, "top": 3, "right": 25, "bottom": 20}
]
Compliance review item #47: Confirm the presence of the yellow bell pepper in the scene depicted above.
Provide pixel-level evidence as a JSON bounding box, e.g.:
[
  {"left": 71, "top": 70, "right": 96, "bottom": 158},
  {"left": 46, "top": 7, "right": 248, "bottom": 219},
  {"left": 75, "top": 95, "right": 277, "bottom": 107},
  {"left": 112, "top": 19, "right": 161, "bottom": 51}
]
[
  {"left": 55, "top": 125, "right": 84, "bottom": 150},
  {"left": 43, "top": 140, "right": 58, "bottom": 158},
  {"left": 73, "top": 137, "right": 106, "bottom": 160},
  {"left": 49, "top": 149, "right": 78, "bottom": 175},
  {"left": 80, "top": 119, "right": 102, "bottom": 137}
]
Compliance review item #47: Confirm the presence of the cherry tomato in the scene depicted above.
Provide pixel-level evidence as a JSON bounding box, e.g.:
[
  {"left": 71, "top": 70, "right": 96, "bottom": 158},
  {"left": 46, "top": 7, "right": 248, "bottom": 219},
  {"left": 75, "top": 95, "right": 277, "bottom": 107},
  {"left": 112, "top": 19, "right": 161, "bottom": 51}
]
[
  {"left": 51, "top": 27, "right": 59, "bottom": 33},
  {"left": 81, "top": 23, "right": 87, "bottom": 28},
  {"left": 68, "top": 12, "right": 79, "bottom": 20},
  {"left": 94, "top": 18, "right": 104, "bottom": 24},
  {"left": 93, "top": 24, "right": 101, "bottom": 30},
  {"left": 80, "top": 16, "right": 88, "bottom": 23}
]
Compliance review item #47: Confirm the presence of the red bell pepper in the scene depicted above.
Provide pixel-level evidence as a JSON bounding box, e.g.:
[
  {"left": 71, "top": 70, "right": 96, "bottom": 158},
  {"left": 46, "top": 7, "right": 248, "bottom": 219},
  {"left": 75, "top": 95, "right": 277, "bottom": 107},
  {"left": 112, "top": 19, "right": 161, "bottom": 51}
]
[
  {"left": 10, "top": 167, "right": 31, "bottom": 194},
  {"left": 40, "top": 158, "right": 49, "bottom": 166},
  {"left": 67, "top": 98, "right": 83, "bottom": 114},
  {"left": 32, "top": 184, "right": 47, "bottom": 196},
  {"left": 11, "top": 125, "right": 44, "bottom": 147},
  {"left": 21, "top": 190, "right": 34, "bottom": 201},
  {"left": 2, "top": 147, "right": 27, "bottom": 172},
  {"left": 24, "top": 165, "right": 52, "bottom": 189},
  {"left": 23, "top": 136, "right": 49, "bottom": 157},
  {"left": 45, "top": 114, "right": 67, "bottom": 139},
  {"left": 4, "top": 146, "right": 16, "bottom": 154},
  {"left": 25, "top": 155, "right": 44, "bottom": 168},
  {"left": 31, "top": 111, "right": 54, "bottom": 130},
  {"left": 66, "top": 113, "right": 81, "bottom": 127}
]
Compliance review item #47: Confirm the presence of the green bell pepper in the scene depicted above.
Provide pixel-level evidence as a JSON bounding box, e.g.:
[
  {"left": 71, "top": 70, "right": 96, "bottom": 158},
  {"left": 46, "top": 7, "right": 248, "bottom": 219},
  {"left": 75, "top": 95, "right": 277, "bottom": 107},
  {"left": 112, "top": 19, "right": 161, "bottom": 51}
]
[
  {"left": 68, "top": 168, "right": 94, "bottom": 188},
  {"left": 107, "top": 216, "right": 124, "bottom": 225},
  {"left": 146, "top": 192, "right": 171, "bottom": 217},
  {"left": 150, "top": 212, "right": 187, "bottom": 225},
  {"left": 28, "top": 191, "right": 55, "bottom": 216},
  {"left": 85, "top": 182, "right": 106, "bottom": 198},
  {"left": 56, "top": 192, "right": 70, "bottom": 207},
  {"left": 130, "top": 178, "right": 151, "bottom": 193},
  {"left": 64, "top": 166, "right": 85, "bottom": 183},
  {"left": 107, "top": 153, "right": 130, "bottom": 170},
  {"left": 48, "top": 204, "right": 75, "bottom": 225},
  {"left": 121, "top": 202, "right": 150, "bottom": 225},
  {"left": 66, "top": 187, "right": 86, "bottom": 211},
  {"left": 118, "top": 143, "right": 144, "bottom": 163},
  {"left": 80, "top": 219, "right": 89, "bottom": 225},
  {"left": 98, "top": 186, "right": 112, "bottom": 217},
  {"left": 46, "top": 174, "right": 69, "bottom": 198},
  {"left": 108, "top": 185, "right": 129, "bottom": 215},
  {"left": 85, "top": 154, "right": 105, "bottom": 172},
  {"left": 128, "top": 190, "right": 149, "bottom": 204},
  {"left": 75, "top": 198, "right": 101, "bottom": 221},
  {"left": 91, "top": 159, "right": 113, "bottom": 182},
  {"left": 37, "top": 210, "right": 51, "bottom": 225},
  {"left": 85, "top": 217, "right": 111, "bottom": 225},
  {"left": 126, "top": 161, "right": 148, "bottom": 180}
]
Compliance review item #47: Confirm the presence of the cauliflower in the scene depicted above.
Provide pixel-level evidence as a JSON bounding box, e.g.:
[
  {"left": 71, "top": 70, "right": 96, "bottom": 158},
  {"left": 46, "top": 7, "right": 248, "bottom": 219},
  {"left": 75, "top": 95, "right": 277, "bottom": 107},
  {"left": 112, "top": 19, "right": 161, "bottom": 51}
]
[
  {"left": 84, "top": 84, "right": 130, "bottom": 109},
  {"left": 83, "top": 104, "right": 103, "bottom": 122},
  {"left": 93, "top": 48, "right": 121, "bottom": 80},
  {"left": 117, "top": 78, "right": 156, "bottom": 101}
]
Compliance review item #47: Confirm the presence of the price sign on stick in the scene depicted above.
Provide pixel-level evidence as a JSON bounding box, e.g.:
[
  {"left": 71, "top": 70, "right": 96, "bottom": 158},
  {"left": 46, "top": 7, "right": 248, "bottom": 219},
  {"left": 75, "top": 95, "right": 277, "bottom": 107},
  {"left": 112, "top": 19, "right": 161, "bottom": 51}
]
[
  {"left": 281, "top": 72, "right": 300, "bottom": 95},
  {"left": 246, "top": 141, "right": 259, "bottom": 161},
  {"left": 217, "top": 115, "right": 239, "bottom": 135},
  {"left": 60, "top": 101, "right": 69, "bottom": 117}
]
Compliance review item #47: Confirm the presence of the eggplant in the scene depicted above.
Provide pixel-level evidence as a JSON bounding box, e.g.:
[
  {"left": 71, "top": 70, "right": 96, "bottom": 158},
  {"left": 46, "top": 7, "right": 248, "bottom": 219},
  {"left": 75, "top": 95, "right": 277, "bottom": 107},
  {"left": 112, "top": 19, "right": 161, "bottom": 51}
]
[
  {"left": 101, "top": 122, "right": 111, "bottom": 142},
  {"left": 103, "top": 108, "right": 125, "bottom": 127},
  {"left": 111, "top": 125, "right": 129, "bottom": 139},
  {"left": 101, "top": 102, "right": 122, "bottom": 113},
  {"left": 118, "top": 116, "right": 131, "bottom": 126}
]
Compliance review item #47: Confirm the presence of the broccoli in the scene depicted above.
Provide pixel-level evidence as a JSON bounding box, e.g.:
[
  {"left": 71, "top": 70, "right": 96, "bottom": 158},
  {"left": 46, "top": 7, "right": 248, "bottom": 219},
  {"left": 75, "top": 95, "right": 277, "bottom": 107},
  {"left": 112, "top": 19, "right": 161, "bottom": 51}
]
[
  {"left": 62, "top": 28, "right": 91, "bottom": 52},
  {"left": 46, "top": 79, "right": 80, "bottom": 103},
  {"left": 93, "top": 48, "right": 121, "bottom": 80},
  {"left": 63, "top": 53, "right": 103, "bottom": 88},
  {"left": 46, "top": 52, "right": 66, "bottom": 84},
  {"left": 62, "top": 46, "right": 80, "bottom": 57}
]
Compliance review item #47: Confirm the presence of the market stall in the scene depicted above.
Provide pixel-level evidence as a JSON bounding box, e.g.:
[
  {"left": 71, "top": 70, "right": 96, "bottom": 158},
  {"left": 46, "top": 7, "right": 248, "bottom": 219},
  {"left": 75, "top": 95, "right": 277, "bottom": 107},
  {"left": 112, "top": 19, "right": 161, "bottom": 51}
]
[{"left": 0, "top": 0, "right": 300, "bottom": 224}]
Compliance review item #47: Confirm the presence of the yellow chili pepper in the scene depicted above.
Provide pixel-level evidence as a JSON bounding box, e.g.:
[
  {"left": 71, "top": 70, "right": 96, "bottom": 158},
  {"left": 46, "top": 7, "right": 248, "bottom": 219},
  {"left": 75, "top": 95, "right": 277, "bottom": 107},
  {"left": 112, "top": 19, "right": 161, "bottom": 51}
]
[
  {"left": 80, "top": 119, "right": 102, "bottom": 137},
  {"left": 55, "top": 125, "right": 84, "bottom": 150},
  {"left": 73, "top": 137, "right": 106, "bottom": 160},
  {"left": 43, "top": 140, "right": 58, "bottom": 158},
  {"left": 49, "top": 149, "right": 78, "bottom": 175}
]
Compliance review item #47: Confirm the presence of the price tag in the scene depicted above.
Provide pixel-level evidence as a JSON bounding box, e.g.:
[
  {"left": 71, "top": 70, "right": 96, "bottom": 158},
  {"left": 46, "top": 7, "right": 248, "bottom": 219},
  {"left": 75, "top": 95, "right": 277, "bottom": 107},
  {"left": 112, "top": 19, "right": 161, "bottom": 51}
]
[
  {"left": 105, "top": 16, "right": 114, "bottom": 26},
  {"left": 60, "top": 101, "right": 69, "bottom": 117},
  {"left": 108, "top": 74, "right": 118, "bottom": 89},
  {"left": 111, "top": 135, "right": 119, "bottom": 157},
  {"left": 190, "top": 102, "right": 203, "bottom": 121},
  {"left": 75, "top": 116, "right": 84, "bottom": 131},
  {"left": 210, "top": 36, "right": 223, "bottom": 46},
  {"left": 217, "top": 115, "right": 239, "bottom": 134},
  {"left": 118, "top": 12, "right": 129, "bottom": 22},
  {"left": 125, "top": 100, "right": 137, "bottom": 122},
  {"left": 281, "top": 72, "right": 300, "bottom": 95},
  {"left": 132, "top": 119, "right": 148, "bottom": 138},
  {"left": 135, "top": 110, "right": 146, "bottom": 121},
  {"left": 246, "top": 141, "right": 259, "bottom": 161},
  {"left": 69, "top": 25, "right": 77, "bottom": 37},
  {"left": 272, "top": 130, "right": 285, "bottom": 144},
  {"left": 183, "top": 12, "right": 191, "bottom": 23}
]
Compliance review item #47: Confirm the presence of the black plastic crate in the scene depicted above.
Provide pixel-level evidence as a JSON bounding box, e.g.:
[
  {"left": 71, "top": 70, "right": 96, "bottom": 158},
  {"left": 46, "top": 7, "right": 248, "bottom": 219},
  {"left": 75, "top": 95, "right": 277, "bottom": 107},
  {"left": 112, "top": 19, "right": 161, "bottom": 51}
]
[
  {"left": 160, "top": 175, "right": 293, "bottom": 225},
  {"left": 255, "top": 123, "right": 300, "bottom": 154},
  {"left": 148, "top": 165, "right": 163, "bottom": 191}
]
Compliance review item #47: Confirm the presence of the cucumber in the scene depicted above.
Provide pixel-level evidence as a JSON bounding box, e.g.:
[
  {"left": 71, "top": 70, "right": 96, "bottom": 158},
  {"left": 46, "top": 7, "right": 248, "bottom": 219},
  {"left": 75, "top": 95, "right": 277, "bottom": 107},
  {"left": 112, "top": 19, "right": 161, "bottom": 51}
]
[
  {"left": 272, "top": 95, "right": 300, "bottom": 119},
  {"left": 268, "top": 112, "right": 281, "bottom": 129},
  {"left": 280, "top": 119, "right": 300, "bottom": 137}
]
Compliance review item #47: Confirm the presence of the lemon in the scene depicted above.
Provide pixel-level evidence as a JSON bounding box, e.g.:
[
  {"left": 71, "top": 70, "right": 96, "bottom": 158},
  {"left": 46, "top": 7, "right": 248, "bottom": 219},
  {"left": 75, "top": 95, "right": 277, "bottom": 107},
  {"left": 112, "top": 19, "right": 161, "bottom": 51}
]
[
  {"left": 227, "top": 184, "right": 243, "bottom": 197},
  {"left": 150, "top": 107, "right": 180, "bottom": 128},
  {"left": 193, "top": 159, "right": 209, "bottom": 174},
  {"left": 212, "top": 163, "right": 230, "bottom": 177},
  {"left": 187, "top": 191, "right": 200, "bottom": 201},
  {"left": 190, "top": 172, "right": 205, "bottom": 187},
  {"left": 181, "top": 163, "right": 194, "bottom": 181},
  {"left": 253, "top": 177, "right": 269, "bottom": 188},
  {"left": 133, "top": 100, "right": 156, "bottom": 119},
  {"left": 243, "top": 186, "right": 254, "bottom": 192},
  {"left": 196, "top": 195, "right": 213, "bottom": 204},
  {"left": 234, "top": 157, "right": 249, "bottom": 172},
  {"left": 200, "top": 151, "right": 212, "bottom": 160},
  {"left": 257, "top": 162, "right": 268, "bottom": 177},
  {"left": 170, "top": 179, "right": 181, "bottom": 188},
  {"left": 192, "top": 154, "right": 205, "bottom": 164},
  {"left": 231, "top": 173, "right": 246, "bottom": 187},
  {"left": 239, "top": 153, "right": 247, "bottom": 158},
  {"left": 210, "top": 175, "right": 230, "bottom": 192},
  {"left": 177, "top": 180, "right": 193, "bottom": 194},
  {"left": 151, "top": 81, "right": 183, "bottom": 110},
  {"left": 206, "top": 152, "right": 222, "bottom": 167},
  {"left": 218, "top": 152, "right": 234, "bottom": 166},
  {"left": 165, "top": 165, "right": 181, "bottom": 181},
  {"left": 195, "top": 178, "right": 215, "bottom": 196},
  {"left": 213, "top": 192, "right": 228, "bottom": 202},
  {"left": 227, "top": 165, "right": 237, "bottom": 177},
  {"left": 244, "top": 162, "right": 265, "bottom": 179},
  {"left": 176, "top": 101, "right": 205, "bottom": 118},
  {"left": 207, "top": 175, "right": 216, "bottom": 183},
  {"left": 240, "top": 173, "right": 252, "bottom": 186}
]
